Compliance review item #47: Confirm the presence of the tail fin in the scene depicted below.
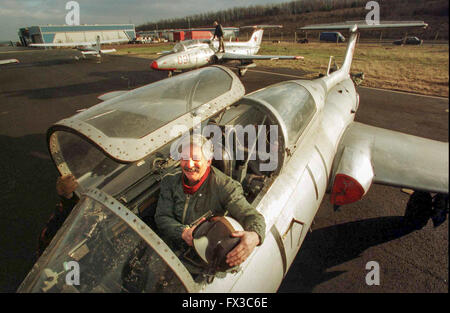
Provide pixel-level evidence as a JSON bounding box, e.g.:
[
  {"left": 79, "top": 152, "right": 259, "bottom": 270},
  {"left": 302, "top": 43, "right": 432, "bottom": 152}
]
[
  {"left": 241, "top": 25, "right": 283, "bottom": 47},
  {"left": 248, "top": 29, "right": 264, "bottom": 47},
  {"left": 300, "top": 21, "right": 427, "bottom": 92}
]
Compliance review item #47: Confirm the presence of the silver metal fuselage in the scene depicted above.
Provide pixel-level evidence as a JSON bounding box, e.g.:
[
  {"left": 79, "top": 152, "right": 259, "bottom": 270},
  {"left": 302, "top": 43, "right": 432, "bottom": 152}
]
[
  {"left": 151, "top": 40, "right": 260, "bottom": 71},
  {"left": 200, "top": 77, "right": 357, "bottom": 292},
  {"left": 203, "top": 32, "right": 360, "bottom": 291}
]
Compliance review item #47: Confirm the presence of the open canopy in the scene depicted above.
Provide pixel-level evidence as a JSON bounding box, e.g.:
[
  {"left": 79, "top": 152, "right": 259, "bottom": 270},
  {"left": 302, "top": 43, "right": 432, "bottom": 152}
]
[
  {"left": 173, "top": 40, "right": 211, "bottom": 52},
  {"left": 17, "top": 189, "right": 197, "bottom": 293},
  {"left": 47, "top": 65, "right": 244, "bottom": 190}
]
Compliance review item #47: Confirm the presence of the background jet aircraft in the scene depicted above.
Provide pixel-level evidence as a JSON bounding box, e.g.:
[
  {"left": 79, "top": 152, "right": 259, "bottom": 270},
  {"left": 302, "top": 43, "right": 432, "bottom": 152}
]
[
  {"left": 150, "top": 25, "right": 303, "bottom": 76},
  {"left": 29, "top": 36, "right": 127, "bottom": 60},
  {"left": 0, "top": 58, "right": 19, "bottom": 65},
  {"left": 17, "top": 21, "right": 448, "bottom": 293}
]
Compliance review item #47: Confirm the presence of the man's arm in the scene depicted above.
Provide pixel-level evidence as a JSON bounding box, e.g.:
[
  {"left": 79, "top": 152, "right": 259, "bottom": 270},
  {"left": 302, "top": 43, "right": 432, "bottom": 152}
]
[
  {"left": 37, "top": 175, "right": 79, "bottom": 258},
  {"left": 219, "top": 176, "right": 266, "bottom": 244},
  {"left": 154, "top": 177, "right": 187, "bottom": 245},
  {"left": 218, "top": 175, "right": 266, "bottom": 267}
]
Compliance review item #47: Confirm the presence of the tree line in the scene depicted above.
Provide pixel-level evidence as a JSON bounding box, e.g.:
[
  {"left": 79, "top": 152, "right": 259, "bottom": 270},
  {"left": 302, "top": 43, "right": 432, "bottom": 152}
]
[
  {"left": 138, "top": 0, "right": 369, "bottom": 30},
  {"left": 137, "top": 0, "right": 448, "bottom": 40}
]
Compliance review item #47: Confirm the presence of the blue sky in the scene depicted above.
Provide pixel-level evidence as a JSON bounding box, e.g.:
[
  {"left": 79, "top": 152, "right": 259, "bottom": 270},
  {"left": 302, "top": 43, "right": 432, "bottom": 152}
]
[{"left": 0, "top": 0, "right": 292, "bottom": 41}]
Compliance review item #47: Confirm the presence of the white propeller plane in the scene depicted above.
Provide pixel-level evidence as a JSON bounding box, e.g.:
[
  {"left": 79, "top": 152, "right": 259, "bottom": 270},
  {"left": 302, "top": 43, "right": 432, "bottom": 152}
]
[
  {"left": 151, "top": 25, "right": 303, "bottom": 77},
  {"left": 18, "top": 21, "right": 448, "bottom": 293},
  {"left": 29, "top": 35, "right": 127, "bottom": 60}
]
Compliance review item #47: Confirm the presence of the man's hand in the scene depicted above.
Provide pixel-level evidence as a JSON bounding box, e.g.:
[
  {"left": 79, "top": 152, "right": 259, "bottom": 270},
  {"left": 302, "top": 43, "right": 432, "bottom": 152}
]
[
  {"left": 226, "top": 231, "right": 260, "bottom": 267},
  {"left": 181, "top": 218, "right": 205, "bottom": 246},
  {"left": 56, "top": 174, "right": 78, "bottom": 199}
]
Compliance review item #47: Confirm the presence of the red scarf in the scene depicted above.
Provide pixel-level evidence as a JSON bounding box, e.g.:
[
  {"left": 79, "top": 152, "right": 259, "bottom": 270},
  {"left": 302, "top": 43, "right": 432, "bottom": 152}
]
[{"left": 182, "top": 166, "right": 211, "bottom": 194}]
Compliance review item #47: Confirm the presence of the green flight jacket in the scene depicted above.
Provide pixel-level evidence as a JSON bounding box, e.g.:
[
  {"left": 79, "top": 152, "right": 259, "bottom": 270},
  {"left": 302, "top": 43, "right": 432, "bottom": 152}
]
[{"left": 155, "top": 166, "right": 266, "bottom": 252}]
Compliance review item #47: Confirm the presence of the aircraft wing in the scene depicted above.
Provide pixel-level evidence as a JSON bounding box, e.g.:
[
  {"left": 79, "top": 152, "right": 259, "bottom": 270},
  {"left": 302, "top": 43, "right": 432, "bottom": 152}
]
[
  {"left": 340, "top": 122, "right": 448, "bottom": 194},
  {"left": 78, "top": 49, "right": 116, "bottom": 55},
  {"left": 30, "top": 42, "right": 94, "bottom": 47},
  {"left": 240, "top": 25, "right": 283, "bottom": 29},
  {"left": 220, "top": 52, "right": 303, "bottom": 61},
  {"left": 99, "top": 49, "right": 116, "bottom": 54},
  {"left": 0, "top": 59, "right": 19, "bottom": 65},
  {"left": 300, "top": 21, "right": 428, "bottom": 31},
  {"left": 97, "top": 38, "right": 128, "bottom": 44},
  {"left": 29, "top": 38, "right": 128, "bottom": 48}
]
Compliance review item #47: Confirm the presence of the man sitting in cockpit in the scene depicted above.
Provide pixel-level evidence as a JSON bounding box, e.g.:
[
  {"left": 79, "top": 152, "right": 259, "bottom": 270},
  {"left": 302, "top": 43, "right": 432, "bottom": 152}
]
[{"left": 154, "top": 134, "right": 266, "bottom": 276}]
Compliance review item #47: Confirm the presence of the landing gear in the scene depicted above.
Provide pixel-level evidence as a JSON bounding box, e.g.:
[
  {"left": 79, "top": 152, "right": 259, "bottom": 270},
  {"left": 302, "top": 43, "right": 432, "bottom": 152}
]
[
  {"left": 211, "top": 55, "right": 219, "bottom": 65},
  {"left": 404, "top": 191, "right": 432, "bottom": 229},
  {"left": 168, "top": 71, "right": 173, "bottom": 78},
  {"left": 237, "top": 62, "right": 255, "bottom": 77},
  {"left": 431, "top": 193, "right": 449, "bottom": 227},
  {"left": 351, "top": 72, "right": 365, "bottom": 86},
  {"left": 404, "top": 191, "right": 449, "bottom": 229},
  {"left": 238, "top": 68, "right": 248, "bottom": 77}
]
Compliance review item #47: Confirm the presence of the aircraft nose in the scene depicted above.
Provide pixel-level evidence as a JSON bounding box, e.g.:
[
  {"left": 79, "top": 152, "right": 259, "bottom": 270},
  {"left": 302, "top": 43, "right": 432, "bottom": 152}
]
[{"left": 150, "top": 61, "right": 158, "bottom": 70}]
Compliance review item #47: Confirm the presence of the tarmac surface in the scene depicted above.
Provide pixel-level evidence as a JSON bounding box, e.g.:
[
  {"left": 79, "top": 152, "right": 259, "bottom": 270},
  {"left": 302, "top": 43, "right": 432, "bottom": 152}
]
[{"left": 0, "top": 47, "right": 448, "bottom": 293}]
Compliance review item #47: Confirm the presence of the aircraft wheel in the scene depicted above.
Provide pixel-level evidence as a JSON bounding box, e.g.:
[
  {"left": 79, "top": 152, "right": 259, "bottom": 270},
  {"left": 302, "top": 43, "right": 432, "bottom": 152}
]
[
  {"left": 238, "top": 68, "right": 247, "bottom": 77},
  {"left": 431, "top": 193, "right": 449, "bottom": 227},
  {"left": 404, "top": 191, "right": 433, "bottom": 229}
]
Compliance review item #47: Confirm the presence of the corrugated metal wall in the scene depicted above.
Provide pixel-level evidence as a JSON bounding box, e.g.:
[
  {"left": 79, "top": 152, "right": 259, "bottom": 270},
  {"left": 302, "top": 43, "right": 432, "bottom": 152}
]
[{"left": 25, "top": 25, "right": 136, "bottom": 44}]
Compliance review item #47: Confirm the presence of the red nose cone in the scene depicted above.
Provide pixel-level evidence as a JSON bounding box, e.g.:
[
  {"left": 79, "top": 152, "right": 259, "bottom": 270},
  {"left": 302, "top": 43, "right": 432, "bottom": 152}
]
[
  {"left": 150, "top": 61, "right": 158, "bottom": 70},
  {"left": 330, "top": 174, "right": 365, "bottom": 206}
]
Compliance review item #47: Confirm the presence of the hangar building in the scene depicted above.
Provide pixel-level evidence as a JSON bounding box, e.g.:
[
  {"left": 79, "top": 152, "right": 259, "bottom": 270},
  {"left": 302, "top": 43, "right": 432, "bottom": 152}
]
[
  {"left": 18, "top": 24, "right": 136, "bottom": 46},
  {"left": 139, "top": 27, "right": 239, "bottom": 42}
]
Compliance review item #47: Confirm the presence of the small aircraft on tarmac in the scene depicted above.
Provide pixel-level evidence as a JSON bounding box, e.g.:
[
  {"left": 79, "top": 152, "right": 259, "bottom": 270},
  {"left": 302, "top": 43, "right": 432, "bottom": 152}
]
[
  {"left": 151, "top": 25, "right": 304, "bottom": 77},
  {"left": 18, "top": 21, "right": 447, "bottom": 293},
  {"left": 29, "top": 35, "right": 127, "bottom": 60},
  {"left": 0, "top": 58, "right": 19, "bottom": 65}
]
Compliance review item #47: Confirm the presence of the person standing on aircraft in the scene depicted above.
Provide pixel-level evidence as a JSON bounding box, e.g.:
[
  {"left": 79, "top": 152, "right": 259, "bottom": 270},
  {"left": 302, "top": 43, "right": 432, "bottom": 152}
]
[
  {"left": 36, "top": 174, "right": 79, "bottom": 258},
  {"left": 155, "top": 135, "right": 265, "bottom": 271},
  {"left": 213, "top": 21, "right": 225, "bottom": 53}
]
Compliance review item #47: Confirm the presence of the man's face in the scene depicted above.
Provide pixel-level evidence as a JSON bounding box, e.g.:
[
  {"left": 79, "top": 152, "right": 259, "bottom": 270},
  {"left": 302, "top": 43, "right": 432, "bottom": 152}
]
[
  {"left": 214, "top": 22, "right": 218, "bottom": 26},
  {"left": 180, "top": 144, "right": 211, "bottom": 184}
]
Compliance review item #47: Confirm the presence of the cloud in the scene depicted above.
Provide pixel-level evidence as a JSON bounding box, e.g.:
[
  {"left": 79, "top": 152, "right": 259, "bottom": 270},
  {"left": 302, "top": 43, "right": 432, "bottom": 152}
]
[
  {"left": 0, "top": 0, "right": 291, "bottom": 40},
  {"left": 0, "top": 7, "right": 62, "bottom": 19},
  {"left": 0, "top": 0, "right": 65, "bottom": 18}
]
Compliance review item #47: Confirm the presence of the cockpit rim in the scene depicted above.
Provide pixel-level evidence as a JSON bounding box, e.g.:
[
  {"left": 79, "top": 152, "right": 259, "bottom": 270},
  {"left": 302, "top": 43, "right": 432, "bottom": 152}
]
[
  {"left": 83, "top": 188, "right": 199, "bottom": 292},
  {"left": 47, "top": 65, "right": 245, "bottom": 165}
]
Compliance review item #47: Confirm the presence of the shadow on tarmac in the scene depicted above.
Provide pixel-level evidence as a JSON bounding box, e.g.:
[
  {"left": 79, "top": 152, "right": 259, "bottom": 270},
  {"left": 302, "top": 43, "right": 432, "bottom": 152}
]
[
  {"left": 278, "top": 216, "right": 418, "bottom": 292},
  {"left": 0, "top": 134, "right": 59, "bottom": 292},
  {"left": 2, "top": 70, "right": 155, "bottom": 99}
]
